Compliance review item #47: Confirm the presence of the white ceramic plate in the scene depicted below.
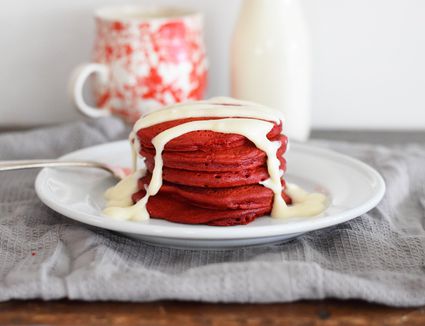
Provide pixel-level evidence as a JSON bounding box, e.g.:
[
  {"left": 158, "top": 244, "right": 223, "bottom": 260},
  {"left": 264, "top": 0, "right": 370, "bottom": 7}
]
[{"left": 35, "top": 141, "right": 385, "bottom": 248}]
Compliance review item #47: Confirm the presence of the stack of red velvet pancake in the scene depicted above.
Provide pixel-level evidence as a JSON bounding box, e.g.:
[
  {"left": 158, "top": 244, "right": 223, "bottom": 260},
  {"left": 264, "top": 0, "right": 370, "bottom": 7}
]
[{"left": 131, "top": 117, "right": 291, "bottom": 226}]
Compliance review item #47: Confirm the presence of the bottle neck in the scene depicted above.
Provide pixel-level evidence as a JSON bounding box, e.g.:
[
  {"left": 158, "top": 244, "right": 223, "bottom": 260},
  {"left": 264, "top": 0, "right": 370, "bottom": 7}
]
[
  {"left": 240, "top": 0, "right": 301, "bottom": 20},
  {"left": 243, "top": 0, "right": 299, "bottom": 11}
]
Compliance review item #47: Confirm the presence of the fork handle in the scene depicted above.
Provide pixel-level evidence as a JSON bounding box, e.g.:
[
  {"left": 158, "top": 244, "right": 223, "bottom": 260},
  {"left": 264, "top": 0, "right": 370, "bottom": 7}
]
[{"left": 0, "top": 160, "right": 107, "bottom": 172}]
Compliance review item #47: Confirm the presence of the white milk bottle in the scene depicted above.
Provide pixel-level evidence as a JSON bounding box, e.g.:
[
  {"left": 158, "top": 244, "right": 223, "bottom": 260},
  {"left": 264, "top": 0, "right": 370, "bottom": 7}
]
[{"left": 231, "top": 0, "right": 311, "bottom": 141}]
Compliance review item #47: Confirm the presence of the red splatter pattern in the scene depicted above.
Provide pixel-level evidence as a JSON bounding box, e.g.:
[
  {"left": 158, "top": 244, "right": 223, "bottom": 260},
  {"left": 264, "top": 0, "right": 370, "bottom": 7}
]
[{"left": 92, "top": 15, "right": 208, "bottom": 123}]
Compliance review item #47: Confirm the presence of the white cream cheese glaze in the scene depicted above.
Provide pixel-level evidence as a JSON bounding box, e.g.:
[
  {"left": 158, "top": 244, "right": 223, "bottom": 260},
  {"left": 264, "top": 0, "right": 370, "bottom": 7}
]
[
  {"left": 132, "top": 96, "right": 284, "bottom": 131},
  {"left": 283, "top": 183, "right": 327, "bottom": 218},
  {"left": 129, "top": 130, "right": 141, "bottom": 172},
  {"left": 103, "top": 169, "right": 145, "bottom": 218},
  {"left": 103, "top": 97, "right": 327, "bottom": 222}
]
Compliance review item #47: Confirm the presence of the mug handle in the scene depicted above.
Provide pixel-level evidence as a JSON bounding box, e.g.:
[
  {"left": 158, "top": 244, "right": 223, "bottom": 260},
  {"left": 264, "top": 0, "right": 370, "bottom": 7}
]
[{"left": 69, "top": 63, "right": 111, "bottom": 118}]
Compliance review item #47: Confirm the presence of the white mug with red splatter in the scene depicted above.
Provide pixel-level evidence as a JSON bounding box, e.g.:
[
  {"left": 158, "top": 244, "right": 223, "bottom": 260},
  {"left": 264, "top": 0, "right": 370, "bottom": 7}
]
[{"left": 70, "top": 6, "right": 208, "bottom": 123}]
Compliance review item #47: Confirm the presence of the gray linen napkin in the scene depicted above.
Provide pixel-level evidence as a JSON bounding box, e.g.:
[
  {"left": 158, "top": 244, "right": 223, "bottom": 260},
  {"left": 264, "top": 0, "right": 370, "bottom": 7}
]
[{"left": 0, "top": 118, "right": 424, "bottom": 306}]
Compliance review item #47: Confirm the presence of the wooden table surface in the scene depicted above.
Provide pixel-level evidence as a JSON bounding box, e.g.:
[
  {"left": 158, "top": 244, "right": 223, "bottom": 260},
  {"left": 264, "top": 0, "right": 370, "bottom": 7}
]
[
  {"left": 1, "top": 300, "right": 425, "bottom": 326},
  {"left": 1, "top": 130, "right": 424, "bottom": 326}
]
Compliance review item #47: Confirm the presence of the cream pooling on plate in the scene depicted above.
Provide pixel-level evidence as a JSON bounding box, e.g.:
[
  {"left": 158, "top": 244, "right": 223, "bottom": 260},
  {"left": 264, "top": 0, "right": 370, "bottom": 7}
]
[{"left": 104, "top": 97, "right": 326, "bottom": 221}]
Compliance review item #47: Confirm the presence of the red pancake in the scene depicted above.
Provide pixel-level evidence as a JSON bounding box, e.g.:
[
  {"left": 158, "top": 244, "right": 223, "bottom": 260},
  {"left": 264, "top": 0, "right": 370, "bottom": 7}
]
[
  {"left": 150, "top": 165, "right": 269, "bottom": 188},
  {"left": 146, "top": 192, "right": 270, "bottom": 226},
  {"left": 134, "top": 176, "right": 290, "bottom": 209},
  {"left": 137, "top": 117, "right": 283, "bottom": 152},
  {"left": 132, "top": 189, "right": 270, "bottom": 226},
  {"left": 141, "top": 135, "right": 288, "bottom": 172}
]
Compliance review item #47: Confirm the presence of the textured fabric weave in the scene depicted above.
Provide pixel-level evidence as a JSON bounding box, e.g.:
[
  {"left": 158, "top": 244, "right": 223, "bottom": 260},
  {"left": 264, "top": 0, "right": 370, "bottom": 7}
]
[{"left": 0, "top": 118, "right": 424, "bottom": 306}]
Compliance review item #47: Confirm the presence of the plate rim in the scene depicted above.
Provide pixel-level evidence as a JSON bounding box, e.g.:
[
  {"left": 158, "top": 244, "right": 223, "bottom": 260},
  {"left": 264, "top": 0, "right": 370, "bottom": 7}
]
[{"left": 35, "top": 141, "right": 386, "bottom": 240}]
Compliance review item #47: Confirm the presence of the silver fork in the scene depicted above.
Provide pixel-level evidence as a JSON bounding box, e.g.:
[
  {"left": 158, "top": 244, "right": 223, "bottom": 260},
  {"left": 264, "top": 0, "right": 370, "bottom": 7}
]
[{"left": 0, "top": 160, "right": 126, "bottom": 180}]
